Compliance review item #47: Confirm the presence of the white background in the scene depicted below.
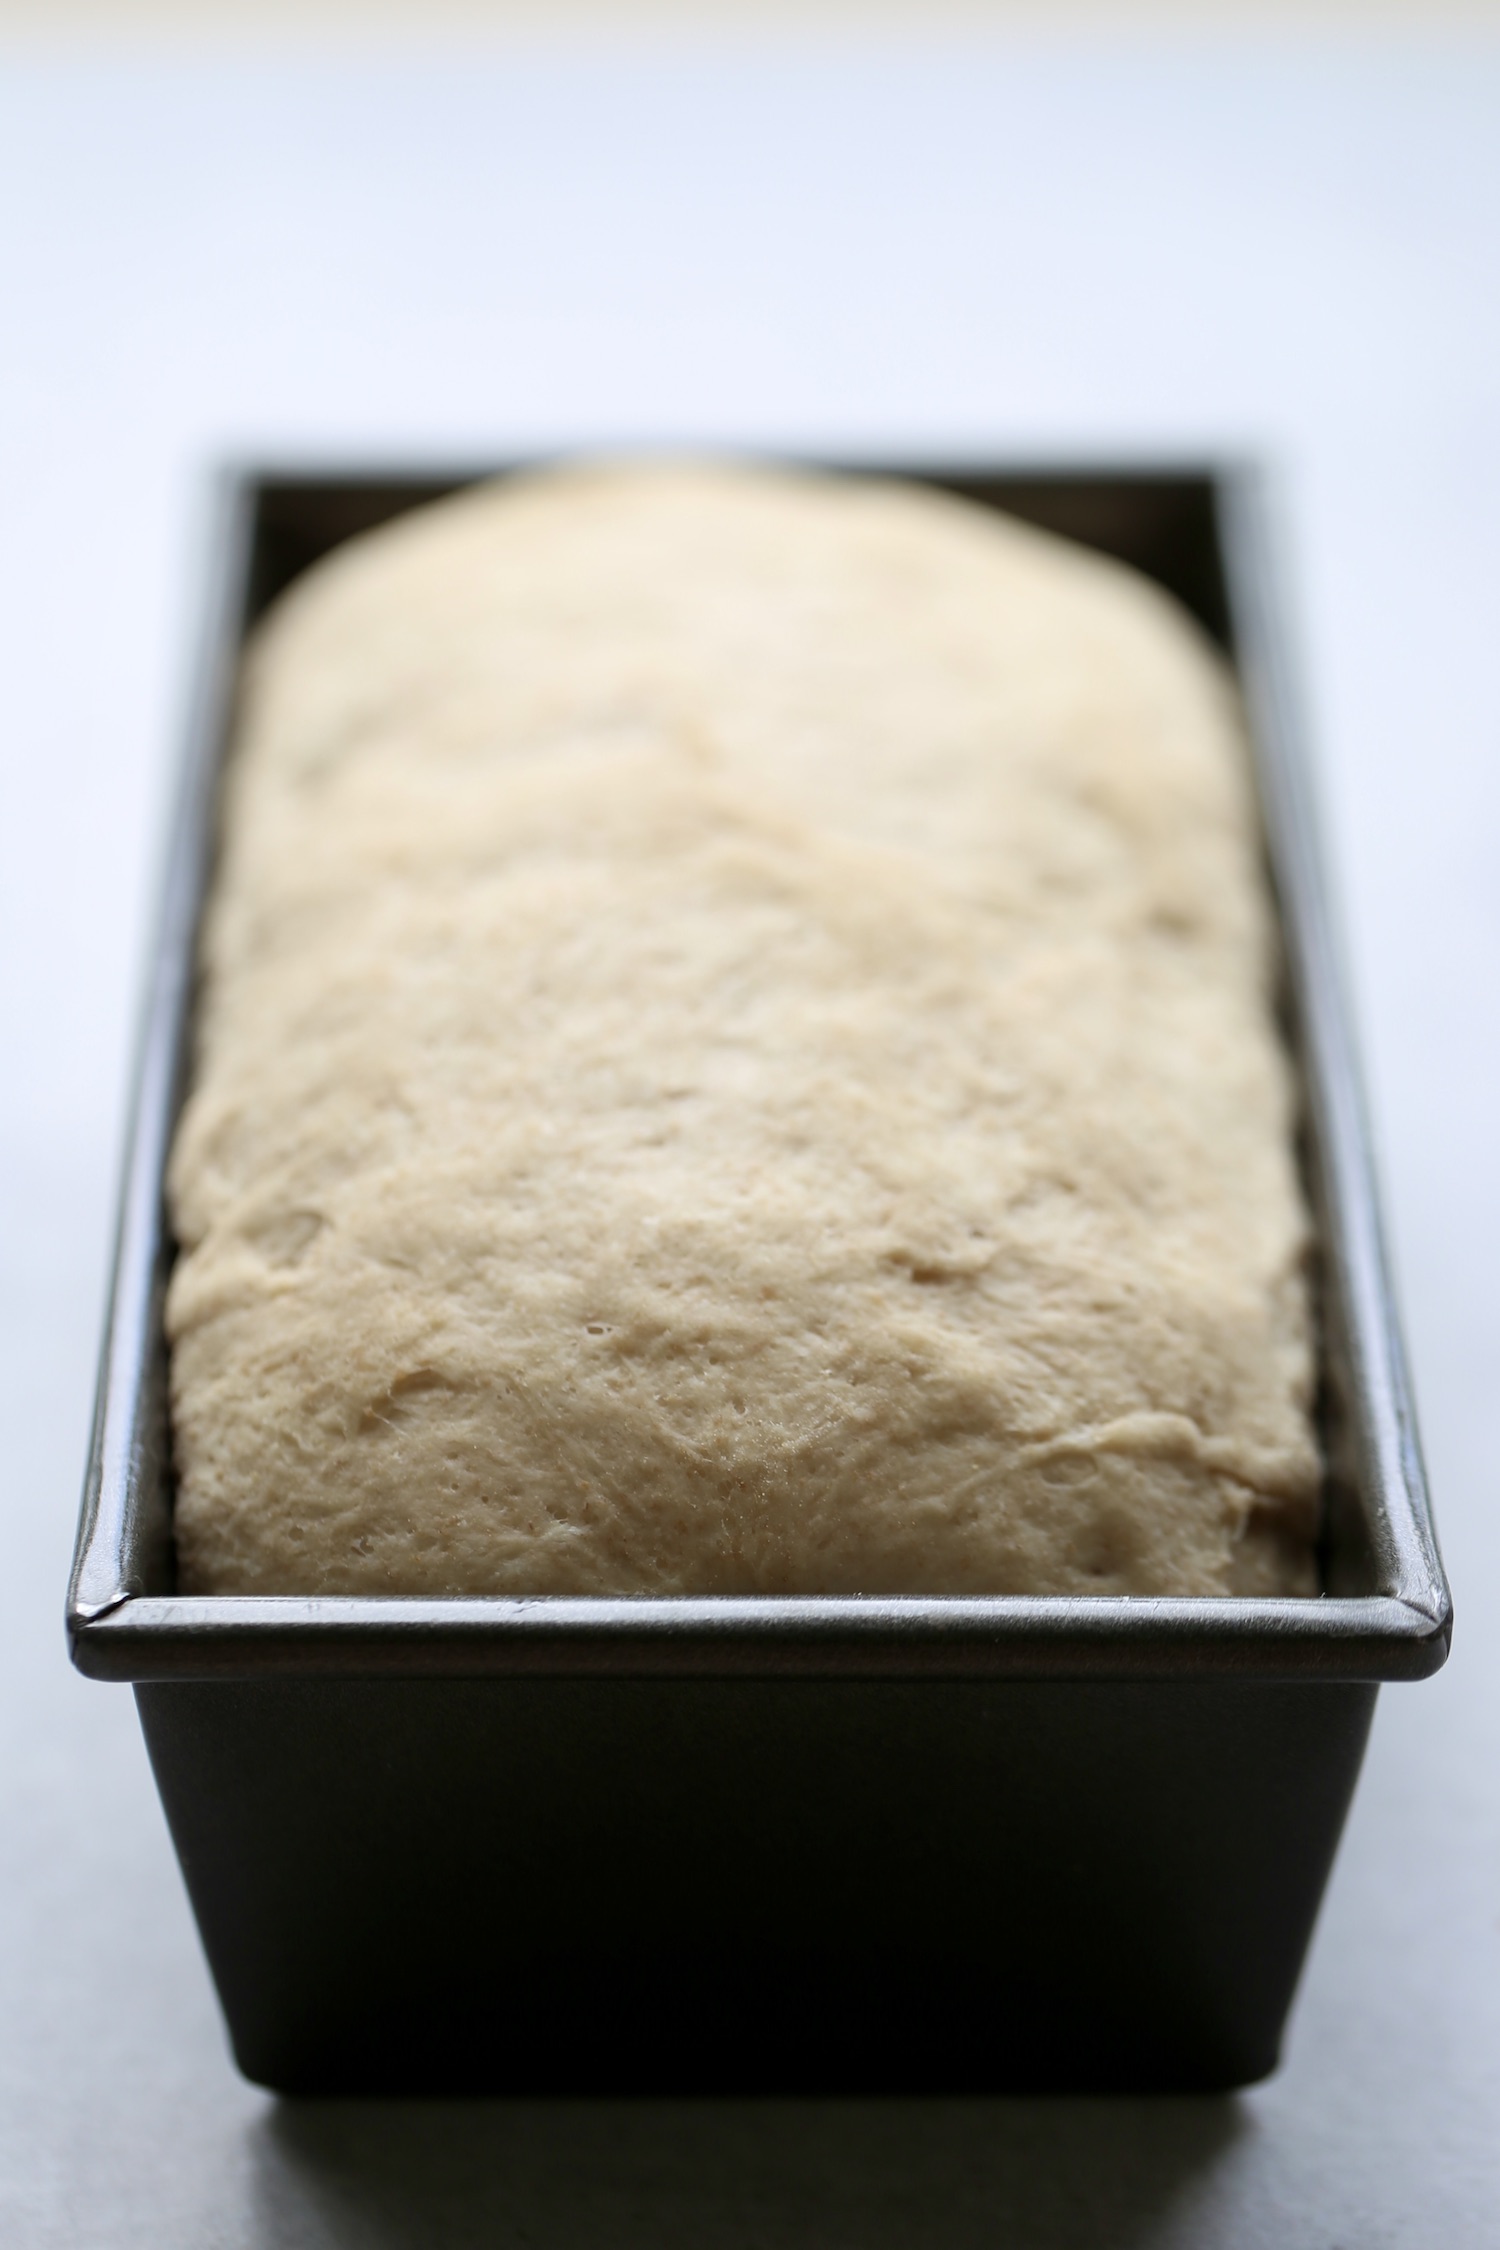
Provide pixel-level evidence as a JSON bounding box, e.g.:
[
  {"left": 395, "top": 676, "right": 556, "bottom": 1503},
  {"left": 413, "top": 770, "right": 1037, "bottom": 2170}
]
[{"left": 1, "top": 24, "right": 1498, "bottom": 2245}]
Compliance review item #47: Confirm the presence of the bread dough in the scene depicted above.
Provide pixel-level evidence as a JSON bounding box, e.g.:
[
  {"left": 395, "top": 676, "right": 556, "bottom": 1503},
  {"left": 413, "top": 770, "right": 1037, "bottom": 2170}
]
[{"left": 165, "top": 462, "right": 1321, "bottom": 1597}]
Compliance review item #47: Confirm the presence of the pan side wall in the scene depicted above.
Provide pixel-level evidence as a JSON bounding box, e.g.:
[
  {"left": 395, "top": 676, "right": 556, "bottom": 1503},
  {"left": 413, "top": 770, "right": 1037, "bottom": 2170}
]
[{"left": 136, "top": 1673, "right": 1376, "bottom": 2094}]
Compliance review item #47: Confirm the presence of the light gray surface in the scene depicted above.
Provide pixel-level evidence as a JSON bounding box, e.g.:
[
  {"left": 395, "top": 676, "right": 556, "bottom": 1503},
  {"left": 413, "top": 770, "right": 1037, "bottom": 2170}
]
[{"left": 2, "top": 28, "right": 1498, "bottom": 2247}]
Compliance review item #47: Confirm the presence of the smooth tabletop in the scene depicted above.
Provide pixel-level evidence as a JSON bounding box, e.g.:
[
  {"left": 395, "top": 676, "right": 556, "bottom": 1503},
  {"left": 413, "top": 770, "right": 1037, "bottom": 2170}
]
[{"left": 2, "top": 22, "right": 1498, "bottom": 2247}]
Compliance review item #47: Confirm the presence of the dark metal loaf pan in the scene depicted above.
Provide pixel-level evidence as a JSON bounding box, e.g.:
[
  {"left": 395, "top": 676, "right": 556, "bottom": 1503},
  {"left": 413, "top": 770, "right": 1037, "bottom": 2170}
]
[{"left": 67, "top": 462, "right": 1451, "bottom": 2096}]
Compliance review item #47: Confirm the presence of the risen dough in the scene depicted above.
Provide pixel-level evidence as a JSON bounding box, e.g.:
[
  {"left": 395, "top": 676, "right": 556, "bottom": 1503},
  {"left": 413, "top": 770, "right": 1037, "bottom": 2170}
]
[{"left": 166, "top": 462, "right": 1320, "bottom": 1597}]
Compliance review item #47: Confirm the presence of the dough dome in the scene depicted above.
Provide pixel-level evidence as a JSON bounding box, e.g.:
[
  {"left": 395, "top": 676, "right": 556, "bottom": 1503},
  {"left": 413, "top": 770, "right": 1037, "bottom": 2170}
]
[{"left": 166, "top": 461, "right": 1320, "bottom": 1597}]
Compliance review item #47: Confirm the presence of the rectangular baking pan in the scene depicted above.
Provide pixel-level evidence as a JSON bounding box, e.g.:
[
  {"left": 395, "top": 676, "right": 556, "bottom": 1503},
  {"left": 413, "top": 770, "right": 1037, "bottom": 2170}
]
[{"left": 67, "top": 461, "right": 1451, "bottom": 2095}]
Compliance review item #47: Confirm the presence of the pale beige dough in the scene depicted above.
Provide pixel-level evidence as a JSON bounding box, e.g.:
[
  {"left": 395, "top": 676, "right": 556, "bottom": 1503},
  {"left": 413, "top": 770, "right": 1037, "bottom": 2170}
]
[{"left": 166, "top": 461, "right": 1321, "bottom": 1597}]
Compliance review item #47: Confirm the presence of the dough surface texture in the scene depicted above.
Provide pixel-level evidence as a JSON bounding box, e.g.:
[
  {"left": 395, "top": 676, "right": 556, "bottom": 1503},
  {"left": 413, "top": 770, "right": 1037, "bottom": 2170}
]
[{"left": 166, "top": 462, "right": 1320, "bottom": 1597}]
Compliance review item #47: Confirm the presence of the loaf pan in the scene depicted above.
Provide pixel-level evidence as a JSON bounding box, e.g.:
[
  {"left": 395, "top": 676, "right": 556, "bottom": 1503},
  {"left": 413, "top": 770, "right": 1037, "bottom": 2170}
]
[{"left": 67, "top": 461, "right": 1451, "bottom": 2095}]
